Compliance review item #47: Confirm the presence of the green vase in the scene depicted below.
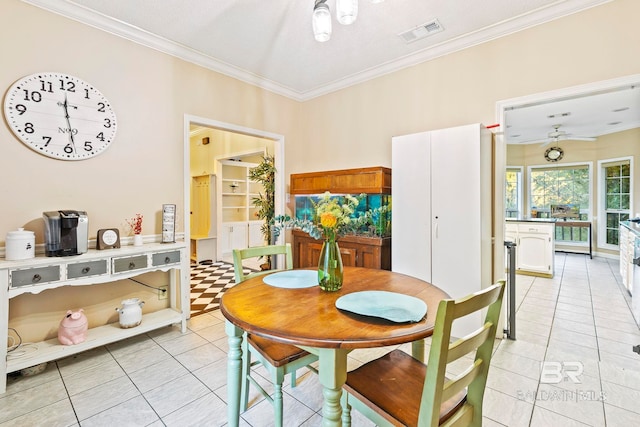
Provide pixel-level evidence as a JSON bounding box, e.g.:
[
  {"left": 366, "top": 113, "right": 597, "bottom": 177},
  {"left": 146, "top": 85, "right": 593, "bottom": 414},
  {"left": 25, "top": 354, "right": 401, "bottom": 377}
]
[{"left": 318, "top": 238, "right": 344, "bottom": 291}]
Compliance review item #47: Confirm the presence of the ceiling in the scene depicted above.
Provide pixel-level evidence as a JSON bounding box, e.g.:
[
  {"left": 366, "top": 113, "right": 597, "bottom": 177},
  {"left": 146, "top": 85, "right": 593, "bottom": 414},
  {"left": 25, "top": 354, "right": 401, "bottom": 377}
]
[{"left": 25, "top": 0, "right": 638, "bottom": 143}]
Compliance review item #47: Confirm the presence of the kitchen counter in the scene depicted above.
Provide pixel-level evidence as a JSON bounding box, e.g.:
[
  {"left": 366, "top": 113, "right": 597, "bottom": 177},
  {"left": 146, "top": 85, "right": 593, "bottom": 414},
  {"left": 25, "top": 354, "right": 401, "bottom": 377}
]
[{"left": 621, "top": 220, "right": 640, "bottom": 237}]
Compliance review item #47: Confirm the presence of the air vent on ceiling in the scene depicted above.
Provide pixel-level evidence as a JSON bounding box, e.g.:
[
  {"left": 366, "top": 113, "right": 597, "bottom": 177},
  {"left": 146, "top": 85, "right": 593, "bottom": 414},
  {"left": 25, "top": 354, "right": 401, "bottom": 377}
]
[{"left": 399, "top": 19, "right": 443, "bottom": 44}]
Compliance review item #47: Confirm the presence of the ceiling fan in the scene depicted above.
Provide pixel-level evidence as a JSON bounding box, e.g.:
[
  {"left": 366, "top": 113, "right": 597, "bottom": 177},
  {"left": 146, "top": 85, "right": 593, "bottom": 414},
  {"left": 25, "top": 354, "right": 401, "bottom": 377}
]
[{"left": 539, "top": 124, "right": 596, "bottom": 147}]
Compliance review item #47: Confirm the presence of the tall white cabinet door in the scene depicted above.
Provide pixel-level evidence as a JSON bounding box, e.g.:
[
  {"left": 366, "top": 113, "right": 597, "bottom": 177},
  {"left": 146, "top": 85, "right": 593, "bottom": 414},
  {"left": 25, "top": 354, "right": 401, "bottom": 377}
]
[
  {"left": 430, "top": 125, "right": 483, "bottom": 293},
  {"left": 391, "top": 132, "right": 432, "bottom": 282}
]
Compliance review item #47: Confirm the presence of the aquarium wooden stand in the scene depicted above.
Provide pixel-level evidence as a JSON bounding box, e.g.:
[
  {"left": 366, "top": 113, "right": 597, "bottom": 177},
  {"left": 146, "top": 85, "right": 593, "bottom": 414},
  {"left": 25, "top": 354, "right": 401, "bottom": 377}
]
[{"left": 292, "top": 230, "right": 391, "bottom": 270}]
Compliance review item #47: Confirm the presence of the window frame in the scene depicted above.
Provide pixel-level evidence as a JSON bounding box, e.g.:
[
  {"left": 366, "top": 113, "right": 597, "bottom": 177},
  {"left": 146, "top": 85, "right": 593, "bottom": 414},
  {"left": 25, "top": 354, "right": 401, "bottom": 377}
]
[
  {"left": 597, "top": 156, "right": 634, "bottom": 251},
  {"left": 527, "top": 161, "right": 593, "bottom": 248},
  {"left": 505, "top": 166, "right": 523, "bottom": 219}
]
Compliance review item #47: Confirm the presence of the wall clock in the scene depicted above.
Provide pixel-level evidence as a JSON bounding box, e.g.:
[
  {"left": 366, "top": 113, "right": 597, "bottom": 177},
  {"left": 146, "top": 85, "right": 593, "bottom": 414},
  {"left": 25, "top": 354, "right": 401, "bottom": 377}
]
[
  {"left": 544, "top": 146, "right": 564, "bottom": 162},
  {"left": 3, "top": 72, "right": 117, "bottom": 160}
]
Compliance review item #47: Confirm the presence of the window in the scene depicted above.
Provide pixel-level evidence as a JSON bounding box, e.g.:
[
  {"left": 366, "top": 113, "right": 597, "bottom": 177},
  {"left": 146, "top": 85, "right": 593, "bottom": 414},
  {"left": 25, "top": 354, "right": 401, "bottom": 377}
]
[
  {"left": 529, "top": 163, "right": 591, "bottom": 244},
  {"left": 598, "top": 158, "right": 632, "bottom": 249},
  {"left": 505, "top": 167, "right": 522, "bottom": 218}
]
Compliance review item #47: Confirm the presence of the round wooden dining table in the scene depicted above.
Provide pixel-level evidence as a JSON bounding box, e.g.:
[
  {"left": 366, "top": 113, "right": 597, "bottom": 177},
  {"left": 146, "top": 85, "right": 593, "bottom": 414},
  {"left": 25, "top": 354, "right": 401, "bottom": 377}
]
[{"left": 221, "top": 267, "right": 449, "bottom": 427}]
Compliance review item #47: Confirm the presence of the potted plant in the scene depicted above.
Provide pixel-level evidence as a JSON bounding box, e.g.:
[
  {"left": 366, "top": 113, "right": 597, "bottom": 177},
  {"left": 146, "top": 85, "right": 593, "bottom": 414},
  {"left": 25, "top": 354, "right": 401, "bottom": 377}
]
[{"left": 248, "top": 154, "right": 276, "bottom": 269}]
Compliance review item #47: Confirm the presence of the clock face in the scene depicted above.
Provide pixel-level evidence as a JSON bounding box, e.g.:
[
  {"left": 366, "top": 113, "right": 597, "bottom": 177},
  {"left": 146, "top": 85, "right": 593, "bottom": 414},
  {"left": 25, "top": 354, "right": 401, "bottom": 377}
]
[
  {"left": 102, "top": 229, "right": 118, "bottom": 245},
  {"left": 3, "top": 72, "right": 117, "bottom": 160}
]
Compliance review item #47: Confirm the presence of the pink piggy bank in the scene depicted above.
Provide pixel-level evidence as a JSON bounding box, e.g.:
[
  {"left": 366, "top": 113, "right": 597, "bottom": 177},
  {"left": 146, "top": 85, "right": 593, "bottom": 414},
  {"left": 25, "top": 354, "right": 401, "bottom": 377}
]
[{"left": 58, "top": 309, "right": 88, "bottom": 345}]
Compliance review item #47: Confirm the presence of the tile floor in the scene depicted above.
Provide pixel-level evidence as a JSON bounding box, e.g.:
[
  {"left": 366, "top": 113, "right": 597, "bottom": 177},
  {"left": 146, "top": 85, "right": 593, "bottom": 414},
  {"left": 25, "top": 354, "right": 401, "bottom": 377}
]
[{"left": 2, "top": 253, "right": 640, "bottom": 426}]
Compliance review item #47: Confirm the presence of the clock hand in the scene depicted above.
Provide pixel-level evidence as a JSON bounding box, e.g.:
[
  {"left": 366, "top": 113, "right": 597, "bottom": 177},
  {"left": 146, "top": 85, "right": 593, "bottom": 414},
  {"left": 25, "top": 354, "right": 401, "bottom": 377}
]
[{"left": 62, "top": 94, "right": 76, "bottom": 153}]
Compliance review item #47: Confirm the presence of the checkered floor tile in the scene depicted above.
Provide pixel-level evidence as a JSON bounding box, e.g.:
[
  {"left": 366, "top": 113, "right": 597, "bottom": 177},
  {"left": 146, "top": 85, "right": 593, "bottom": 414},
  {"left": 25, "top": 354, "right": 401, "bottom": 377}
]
[{"left": 190, "top": 261, "right": 254, "bottom": 317}]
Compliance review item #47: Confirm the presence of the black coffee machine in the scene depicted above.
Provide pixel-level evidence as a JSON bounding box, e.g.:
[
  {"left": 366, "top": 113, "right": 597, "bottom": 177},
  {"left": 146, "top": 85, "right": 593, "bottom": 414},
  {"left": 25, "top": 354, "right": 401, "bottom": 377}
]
[{"left": 43, "top": 210, "right": 89, "bottom": 256}]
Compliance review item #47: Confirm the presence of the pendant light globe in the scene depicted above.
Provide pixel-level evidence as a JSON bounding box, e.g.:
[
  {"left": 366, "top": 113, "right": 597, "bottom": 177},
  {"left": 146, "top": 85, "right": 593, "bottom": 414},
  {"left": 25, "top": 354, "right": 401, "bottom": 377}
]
[{"left": 313, "top": 2, "right": 332, "bottom": 42}]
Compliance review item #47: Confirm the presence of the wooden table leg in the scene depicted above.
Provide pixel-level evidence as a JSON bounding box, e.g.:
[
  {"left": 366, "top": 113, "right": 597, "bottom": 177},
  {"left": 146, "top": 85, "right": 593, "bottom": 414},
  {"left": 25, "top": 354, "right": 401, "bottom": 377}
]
[{"left": 225, "top": 320, "right": 243, "bottom": 427}]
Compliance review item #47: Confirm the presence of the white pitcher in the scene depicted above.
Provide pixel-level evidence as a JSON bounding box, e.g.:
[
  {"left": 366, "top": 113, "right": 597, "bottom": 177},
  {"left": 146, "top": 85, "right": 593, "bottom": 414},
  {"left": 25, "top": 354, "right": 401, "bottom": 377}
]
[{"left": 116, "top": 298, "right": 144, "bottom": 328}]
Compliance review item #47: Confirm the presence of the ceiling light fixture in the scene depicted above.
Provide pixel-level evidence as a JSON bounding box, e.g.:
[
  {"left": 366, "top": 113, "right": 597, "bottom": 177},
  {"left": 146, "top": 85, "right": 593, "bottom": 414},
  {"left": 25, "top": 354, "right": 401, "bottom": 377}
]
[
  {"left": 313, "top": 1, "right": 332, "bottom": 42},
  {"left": 313, "top": 0, "right": 383, "bottom": 42}
]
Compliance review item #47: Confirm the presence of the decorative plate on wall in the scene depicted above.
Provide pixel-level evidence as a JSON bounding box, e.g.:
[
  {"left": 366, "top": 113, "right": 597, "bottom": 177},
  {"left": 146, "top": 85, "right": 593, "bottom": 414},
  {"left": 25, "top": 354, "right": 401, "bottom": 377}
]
[{"left": 544, "top": 146, "right": 564, "bottom": 162}]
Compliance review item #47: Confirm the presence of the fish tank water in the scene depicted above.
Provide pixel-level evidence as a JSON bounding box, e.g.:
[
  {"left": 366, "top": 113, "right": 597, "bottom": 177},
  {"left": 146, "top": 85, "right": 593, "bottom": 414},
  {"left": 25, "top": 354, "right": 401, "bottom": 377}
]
[{"left": 294, "top": 193, "right": 391, "bottom": 237}]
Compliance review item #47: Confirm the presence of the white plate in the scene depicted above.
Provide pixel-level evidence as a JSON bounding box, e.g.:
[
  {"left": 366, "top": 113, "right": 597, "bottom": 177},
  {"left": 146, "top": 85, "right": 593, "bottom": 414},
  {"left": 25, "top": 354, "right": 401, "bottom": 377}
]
[
  {"left": 262, "top": 270, "right": 319, "bottom": 289},
  {"left": 335, "top": 291, "right": 427, "bottom": 323}
]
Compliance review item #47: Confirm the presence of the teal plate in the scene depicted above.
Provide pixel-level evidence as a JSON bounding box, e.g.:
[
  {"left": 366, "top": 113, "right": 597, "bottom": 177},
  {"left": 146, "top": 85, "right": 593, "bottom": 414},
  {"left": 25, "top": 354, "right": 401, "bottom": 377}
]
[
  {"left": 263, "top": 270, "right": 319, "bottom": 289},
  {"left": 335, "top": 291, "right": 427, "bottom": 323}
]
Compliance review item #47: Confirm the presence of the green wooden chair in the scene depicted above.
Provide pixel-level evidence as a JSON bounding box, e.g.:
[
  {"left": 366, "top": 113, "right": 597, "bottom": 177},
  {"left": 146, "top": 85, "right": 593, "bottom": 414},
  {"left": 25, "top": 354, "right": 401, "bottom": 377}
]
[
  {"left": 232, "top": 244, "right": 318, "bottom": 427},
  {"left": 341, "top": 280, "right": 506, "bottom": 427}
]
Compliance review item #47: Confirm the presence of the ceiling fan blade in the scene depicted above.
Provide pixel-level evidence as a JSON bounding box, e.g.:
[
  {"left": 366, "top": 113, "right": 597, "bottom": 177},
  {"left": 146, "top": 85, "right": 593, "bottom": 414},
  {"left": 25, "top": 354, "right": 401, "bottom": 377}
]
[{"left": 540, "top": 139, "right": 554, "bottom": 148}]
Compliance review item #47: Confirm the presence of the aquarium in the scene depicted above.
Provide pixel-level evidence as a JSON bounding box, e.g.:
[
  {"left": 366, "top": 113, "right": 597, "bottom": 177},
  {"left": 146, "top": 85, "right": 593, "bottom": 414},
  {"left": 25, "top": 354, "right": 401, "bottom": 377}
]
[{"left": 294, "top": 193, "right": 391, "bottom": 237}]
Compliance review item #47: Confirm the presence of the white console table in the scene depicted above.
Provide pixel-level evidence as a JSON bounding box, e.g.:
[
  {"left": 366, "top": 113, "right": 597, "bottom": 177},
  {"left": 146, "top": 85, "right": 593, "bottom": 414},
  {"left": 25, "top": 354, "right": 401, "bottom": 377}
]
[{"left": 0, "top": 242, "right": 189, "bottom": 394}]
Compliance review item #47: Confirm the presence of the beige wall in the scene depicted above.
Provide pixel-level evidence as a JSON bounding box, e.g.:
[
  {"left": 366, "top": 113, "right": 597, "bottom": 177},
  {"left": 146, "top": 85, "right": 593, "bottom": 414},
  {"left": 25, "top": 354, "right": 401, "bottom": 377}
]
[{"left": 2, "top": 0, "right": 639, "bottom": 340}]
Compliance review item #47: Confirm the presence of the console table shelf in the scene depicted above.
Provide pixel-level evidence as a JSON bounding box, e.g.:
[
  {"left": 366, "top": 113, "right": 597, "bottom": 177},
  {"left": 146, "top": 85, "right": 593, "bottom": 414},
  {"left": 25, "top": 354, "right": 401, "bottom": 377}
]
[{"left": 1, "top": 242, "right": 189, "bottom": 394}]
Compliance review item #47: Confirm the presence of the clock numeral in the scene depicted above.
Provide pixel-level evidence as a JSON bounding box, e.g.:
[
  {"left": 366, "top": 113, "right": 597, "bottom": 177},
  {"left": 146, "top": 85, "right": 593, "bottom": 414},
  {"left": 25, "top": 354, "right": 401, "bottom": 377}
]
[
  {"left": 96, "top": 132, "right": 105, "bottom": 141},
  {"left": 97, "top": 102, "right": 106, "bottom": 113},
  {"left": 15, "top": 104, "right": 27, "bottom": 115},
  {"left": 39, "top": 80, "right": 54, "bottom": 93},
  {"left": 24, "top": 123, "right": 35, "bottom": 134},
  {"left": 58, "top": 79, "right": 76, "bottom": 92},
  {"left": 22, "top": 90, "right": 42, "bottom": 102},
  {"left": 103, "top": 118, "right": 113, "bottom": 128},
  {"left": 84, "top": 88, "right": 90, "bottom": 99},
  {"left": 83, "top": 141, "right": 93, "bottom": 152},
  {"left": 42, "top": 136, "right": 52, "bottom": 147},
  {"left": 64, "top": 143, "right": 74, "bottom": 154}
]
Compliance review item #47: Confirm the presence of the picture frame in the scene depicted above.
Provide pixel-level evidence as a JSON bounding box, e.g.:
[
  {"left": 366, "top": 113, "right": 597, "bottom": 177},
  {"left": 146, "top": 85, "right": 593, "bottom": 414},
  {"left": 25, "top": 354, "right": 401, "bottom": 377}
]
[{"left": 162, "top": 204, "right": 176, "bottom": 243}]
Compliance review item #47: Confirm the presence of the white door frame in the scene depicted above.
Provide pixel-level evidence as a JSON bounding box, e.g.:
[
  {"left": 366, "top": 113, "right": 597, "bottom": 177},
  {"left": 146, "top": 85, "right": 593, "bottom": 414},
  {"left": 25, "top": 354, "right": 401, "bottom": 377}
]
[{"left": 183, "top": 115, "right": 286, "bottom": 261}]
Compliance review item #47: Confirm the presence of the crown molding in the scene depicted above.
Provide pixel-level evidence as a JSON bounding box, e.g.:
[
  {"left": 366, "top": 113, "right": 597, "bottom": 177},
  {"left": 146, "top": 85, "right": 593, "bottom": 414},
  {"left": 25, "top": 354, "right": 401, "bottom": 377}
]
[{"left": 23, "top": 0, "right": 612, "bottom": 102}]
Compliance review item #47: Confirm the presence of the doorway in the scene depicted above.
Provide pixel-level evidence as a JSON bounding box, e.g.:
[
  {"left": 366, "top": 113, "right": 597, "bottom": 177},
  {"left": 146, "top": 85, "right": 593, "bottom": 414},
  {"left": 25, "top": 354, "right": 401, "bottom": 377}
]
[{"left": 183, "top": 115, "right": 286, "bottom": 266}]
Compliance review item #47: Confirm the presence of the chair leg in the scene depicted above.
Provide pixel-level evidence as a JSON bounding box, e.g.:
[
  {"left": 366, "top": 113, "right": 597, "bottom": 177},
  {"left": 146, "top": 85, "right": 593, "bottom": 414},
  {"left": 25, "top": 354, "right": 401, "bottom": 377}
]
[
  {"left": 290, "top": 370, "right": 297, "bottom": 387},
  {"left": 240, "top": 334, "right": 250, "bottom": 411}
]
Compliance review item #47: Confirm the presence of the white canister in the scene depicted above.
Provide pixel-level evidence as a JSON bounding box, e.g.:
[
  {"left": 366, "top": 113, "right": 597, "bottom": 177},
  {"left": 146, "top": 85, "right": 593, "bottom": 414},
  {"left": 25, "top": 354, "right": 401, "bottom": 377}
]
[
  {"left": 6, "top": 228, "right": 35, "bottom": 260},
  {"left": 116, "top": 298, "right": 145, "bottom": 328}
]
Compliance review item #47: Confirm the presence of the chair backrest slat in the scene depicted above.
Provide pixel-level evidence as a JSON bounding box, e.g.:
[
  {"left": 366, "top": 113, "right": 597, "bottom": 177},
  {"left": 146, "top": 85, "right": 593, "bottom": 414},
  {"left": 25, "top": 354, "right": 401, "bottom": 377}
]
[
  {"left": 232, "top": 244, "right": 293, "bottom": 283},
  {"left": 447, "top": 324, "right": 492, "bottom": 363}
]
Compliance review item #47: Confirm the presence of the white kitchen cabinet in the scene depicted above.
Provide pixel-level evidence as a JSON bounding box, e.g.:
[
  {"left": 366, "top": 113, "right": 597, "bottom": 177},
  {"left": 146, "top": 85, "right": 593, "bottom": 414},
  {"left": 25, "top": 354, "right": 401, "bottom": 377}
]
[
  {"left": 619, "top": 223, "right": 636, "bottom": 293},
  {"left": 506, "top": 221, "right": 555, "bottom": 277},
  {"left": 392, "top": 123, "right": 493, "bottom": 338}
]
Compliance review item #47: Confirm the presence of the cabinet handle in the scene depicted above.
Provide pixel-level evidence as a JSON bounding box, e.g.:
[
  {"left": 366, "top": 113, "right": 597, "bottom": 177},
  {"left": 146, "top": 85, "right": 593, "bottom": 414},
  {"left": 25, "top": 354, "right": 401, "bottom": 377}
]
[
  {"left": 32, "top": 274, "right": 42, "bottom": 283},
  {"left": 164, "top": 256, "right": 171, "bottom": 263},
  {"left": 129, "top": 262, "right": 136, "bottom": 269},
  {"left": 82, "top": 267, "right": 91, "bottom": 274}
]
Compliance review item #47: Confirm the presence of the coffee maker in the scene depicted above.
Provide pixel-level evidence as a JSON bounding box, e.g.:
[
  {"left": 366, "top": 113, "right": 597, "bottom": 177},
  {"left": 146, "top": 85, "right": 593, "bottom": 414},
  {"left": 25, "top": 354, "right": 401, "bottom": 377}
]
[{"left": 43, "top": 210, "right": 89, "bottom": 256}]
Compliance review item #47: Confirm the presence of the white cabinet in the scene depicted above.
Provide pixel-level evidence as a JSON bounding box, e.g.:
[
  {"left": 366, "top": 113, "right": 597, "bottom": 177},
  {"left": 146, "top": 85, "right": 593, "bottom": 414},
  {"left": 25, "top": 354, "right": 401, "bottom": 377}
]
[
  {"left": 506, "top": 221, "right": 555, "bottom": 277},
  {"left": 217, "top": 160, "right": 266, "bottom": 257},
  {"left": 392, "top": 123, "right": 493, "bottom": 338},
  {"left": 0, "top": 243, "right": 188, "bottom": 394},
  {"left": 619, "top": 223, "right": 636, "bottom": 293}
]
